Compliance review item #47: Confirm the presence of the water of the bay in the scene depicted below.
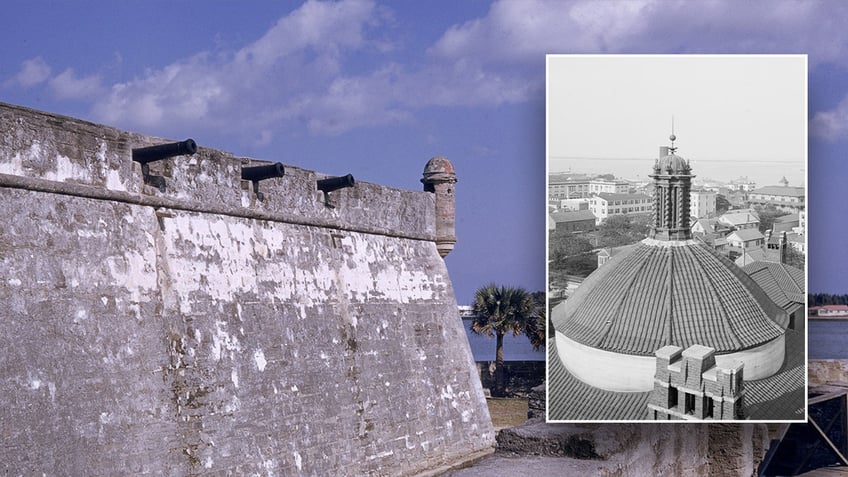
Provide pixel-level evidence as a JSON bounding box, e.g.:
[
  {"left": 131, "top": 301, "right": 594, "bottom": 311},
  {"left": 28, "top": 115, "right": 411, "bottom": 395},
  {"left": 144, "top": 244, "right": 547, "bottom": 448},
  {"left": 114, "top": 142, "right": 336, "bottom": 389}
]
[{"left": 809, "top": 319, "right": 848, "bottom": 359}]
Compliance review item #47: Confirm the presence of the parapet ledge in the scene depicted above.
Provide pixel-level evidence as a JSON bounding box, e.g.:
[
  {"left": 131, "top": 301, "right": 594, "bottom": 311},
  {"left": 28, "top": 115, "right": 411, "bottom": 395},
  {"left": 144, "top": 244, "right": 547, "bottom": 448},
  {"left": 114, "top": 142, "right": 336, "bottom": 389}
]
[{"left": 0, "top": 102, "right": 435, "bottom": 240}]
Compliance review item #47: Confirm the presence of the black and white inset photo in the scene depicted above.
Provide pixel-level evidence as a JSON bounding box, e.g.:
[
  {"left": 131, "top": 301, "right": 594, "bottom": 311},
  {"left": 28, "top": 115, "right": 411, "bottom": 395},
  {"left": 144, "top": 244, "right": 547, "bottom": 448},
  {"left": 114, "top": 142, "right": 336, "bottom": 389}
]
[{"left": 546, "top": 55, "right": 807, "bottom": 423}]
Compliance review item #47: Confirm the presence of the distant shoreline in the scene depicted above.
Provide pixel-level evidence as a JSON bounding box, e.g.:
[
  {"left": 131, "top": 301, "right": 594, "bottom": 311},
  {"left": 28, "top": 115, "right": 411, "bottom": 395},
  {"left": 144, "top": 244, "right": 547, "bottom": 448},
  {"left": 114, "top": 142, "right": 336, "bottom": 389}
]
[{"left": 809, "top": 316, "right": 848, "bottom": 321}]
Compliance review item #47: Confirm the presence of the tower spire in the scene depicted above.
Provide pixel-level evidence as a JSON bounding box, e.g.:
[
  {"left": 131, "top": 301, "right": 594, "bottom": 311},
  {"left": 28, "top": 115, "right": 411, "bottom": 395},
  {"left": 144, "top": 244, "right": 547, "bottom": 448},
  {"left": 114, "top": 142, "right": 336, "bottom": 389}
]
[
  {"left": 649, "top": 126, "right": 694, "bottom": 242},
  {"left": 669, "top": 116, "right": 677, "bottom": 154}
]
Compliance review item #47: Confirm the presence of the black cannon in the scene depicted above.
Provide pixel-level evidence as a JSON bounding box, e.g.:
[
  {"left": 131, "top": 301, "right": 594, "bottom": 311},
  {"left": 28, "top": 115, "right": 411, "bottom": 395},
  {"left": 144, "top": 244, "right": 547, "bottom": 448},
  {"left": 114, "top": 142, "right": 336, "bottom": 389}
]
[
  {"left": 317, "top": 173, "right": 355, "bottom": 192},
  {"left": 241, "top": 162, "right": 285, "bottom": 201},
  {"left": 131, "top": 139, "right": 197, "bottom": 192},
  {"left": 317, "top": 173, "right": 355, "bottom": 208},
  {"left": 132, "top": 139, "right": 197, "bottom": 164}
]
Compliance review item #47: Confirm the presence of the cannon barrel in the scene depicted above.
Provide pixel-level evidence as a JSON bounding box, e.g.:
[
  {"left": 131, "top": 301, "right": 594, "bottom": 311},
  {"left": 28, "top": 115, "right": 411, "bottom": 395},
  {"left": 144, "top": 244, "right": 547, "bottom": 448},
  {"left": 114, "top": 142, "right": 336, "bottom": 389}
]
[
  {"left": 317, "top": 174, "right": 355, "bottom": 193},
  {"left": 132, "top": 139, "right": 197, "bottom": 164},
  {"left": 242, "top": 162, "right": 285, "bottom": 182}
]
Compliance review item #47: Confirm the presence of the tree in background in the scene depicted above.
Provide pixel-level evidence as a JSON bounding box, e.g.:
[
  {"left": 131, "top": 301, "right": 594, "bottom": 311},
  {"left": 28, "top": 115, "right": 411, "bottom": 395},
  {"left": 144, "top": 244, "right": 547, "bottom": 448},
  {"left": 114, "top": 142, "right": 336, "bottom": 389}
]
[
  {"left": 526, "top": 291, "right": 547, "bottom": 351},
  {"left": 783, "top": 246, "right": 805, "bottom": 270},
  {"left": 471, "top": 284, "right": 537, "bottom": 397},
  {"left": 754, "top": 205, "right": 790, "bottom": 234},
  {"left": 716, "top": 194, "right": 731, "bottom": 215}
]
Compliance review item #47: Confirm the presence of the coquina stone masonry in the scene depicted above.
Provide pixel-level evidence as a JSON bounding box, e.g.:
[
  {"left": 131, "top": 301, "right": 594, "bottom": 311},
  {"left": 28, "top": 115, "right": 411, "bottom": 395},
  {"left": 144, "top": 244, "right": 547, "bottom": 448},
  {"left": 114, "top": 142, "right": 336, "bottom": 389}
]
[{"left": 0, "top": 103, "right": 494, "bottom": 475}]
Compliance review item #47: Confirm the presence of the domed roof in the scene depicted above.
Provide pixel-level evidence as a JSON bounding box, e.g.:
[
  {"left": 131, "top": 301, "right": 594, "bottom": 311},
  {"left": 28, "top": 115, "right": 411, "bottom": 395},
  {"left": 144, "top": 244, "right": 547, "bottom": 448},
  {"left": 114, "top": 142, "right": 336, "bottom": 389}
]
[
  {"left": 423, "top": 156, "right": 455, "bottom": 175},
  {"left": 552, "top": 239, "right": 788, "bottom": 356},
  {"left": 656, "top": 153, "right": 690, "bottom": 175}
]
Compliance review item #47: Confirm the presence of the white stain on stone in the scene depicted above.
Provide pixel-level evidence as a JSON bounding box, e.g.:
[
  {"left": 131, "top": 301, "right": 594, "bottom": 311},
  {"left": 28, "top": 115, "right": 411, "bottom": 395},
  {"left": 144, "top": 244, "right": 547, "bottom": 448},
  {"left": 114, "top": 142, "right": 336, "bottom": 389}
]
[
  {"left": 0, "top": 150, "right": 24, "bottom": 175},
  {"left": 254, "top": 349, "right": 267, "bottom": 372},
  {"left": 105, "top": 169, "right": 125, "bottom": 191},
  {"left": 49, "top": 154, "right": 87, "bottom": 182},
  {"left": 293, "top": 451, "right": 302, "bottom": 471},
  {"left": 231, "top": 368, "right": 239, "bottom": 388},
  {"left": 290, "top": 385, "right": 298, "bottom": 392},
  {"left": 7, "top": 278, "right": 21, "bottom": 287},
  {"left": 211, "top": 320, "right": 241, "bottom": 362},
  {"left": 223, "top": 395, "right": 241, "bottom": 413}
]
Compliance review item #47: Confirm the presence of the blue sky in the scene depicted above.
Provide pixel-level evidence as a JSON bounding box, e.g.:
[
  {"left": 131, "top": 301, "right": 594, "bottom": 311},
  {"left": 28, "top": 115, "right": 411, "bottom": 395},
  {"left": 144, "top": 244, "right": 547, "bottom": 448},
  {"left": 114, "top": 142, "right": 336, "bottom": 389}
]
[{"left": 2, "top": 1, "right": 846, "bottom": 298}]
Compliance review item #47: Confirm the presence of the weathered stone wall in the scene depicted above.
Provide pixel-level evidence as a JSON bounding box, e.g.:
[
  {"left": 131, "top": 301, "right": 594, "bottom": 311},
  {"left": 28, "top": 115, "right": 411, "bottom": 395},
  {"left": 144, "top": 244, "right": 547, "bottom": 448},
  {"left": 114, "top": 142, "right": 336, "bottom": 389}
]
[
  {"left": 476, "top": 361, "right": 545, "bottom": 397},
  {"left": 0, "top": 103, "right": 494, "bottom": 475},
  {"left": 809, "top": 359, "right": 848, "bottom": 385}
]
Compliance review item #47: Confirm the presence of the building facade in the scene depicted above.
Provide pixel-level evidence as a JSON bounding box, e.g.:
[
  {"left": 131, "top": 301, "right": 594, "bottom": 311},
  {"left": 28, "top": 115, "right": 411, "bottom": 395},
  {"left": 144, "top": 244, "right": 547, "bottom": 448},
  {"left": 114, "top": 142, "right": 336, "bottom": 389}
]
[
  {"left": 588, "top": 192, "right": 652, "bottom": 224},
  {"left": 550, "top": 209, "right": 597, "bottom": 233},
  {"left": 690, "top": 189, "right": 717, "bottom": 218},
  {"left": 549, "top": 175, "right": 629, "bottom": 199},
  {"left": 748, "top": 177, "right": 805, "bottom": 213}
]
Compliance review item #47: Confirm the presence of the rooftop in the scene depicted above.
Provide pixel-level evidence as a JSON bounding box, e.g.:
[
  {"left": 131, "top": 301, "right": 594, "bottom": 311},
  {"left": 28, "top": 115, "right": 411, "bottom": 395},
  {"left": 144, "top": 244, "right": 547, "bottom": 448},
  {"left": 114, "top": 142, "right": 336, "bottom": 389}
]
[
  {"left": 742, "top": 261, "right": 805, "bottom": 310},
  {"left": 596, "top": 192, "right": 651, "bottom": 201},
  {"left": 554, "top": 239, "right": 788, "bottom": 356},
  {"left": 548, "top": 322, "right": 806, "bottom": 421},
  {"left": 751, "top": 185, "right": 805, "bottom": 197},
  {"left": 551, "top": 209, "right": 597, "bottom": 223},
  {"left": 720, "top": 211, "right": 760, "bottom": 225},
  {"left": 728, "top": 228, "right": 765, "bottom": 241}
]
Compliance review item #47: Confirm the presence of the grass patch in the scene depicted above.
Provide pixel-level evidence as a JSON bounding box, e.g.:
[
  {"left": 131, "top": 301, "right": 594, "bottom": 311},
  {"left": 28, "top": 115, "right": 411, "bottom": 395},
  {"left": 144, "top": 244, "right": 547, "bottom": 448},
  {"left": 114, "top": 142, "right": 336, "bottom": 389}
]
[{"left": 487, "top": 397, "right": 528, "bottom": 429}]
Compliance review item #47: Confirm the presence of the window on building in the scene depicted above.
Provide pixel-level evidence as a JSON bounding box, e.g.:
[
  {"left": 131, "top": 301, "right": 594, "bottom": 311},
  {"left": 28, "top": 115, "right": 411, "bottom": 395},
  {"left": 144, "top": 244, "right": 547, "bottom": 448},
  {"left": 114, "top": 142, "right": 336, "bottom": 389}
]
[
  {"left": 669, "top": 387, "right": 678, "bottom": 408},
  {"left": 685, "top": 393, "right": 696, "bottom": 415},
  {"left": 705, "top": 396, "right": 714, "bottom": 418}
]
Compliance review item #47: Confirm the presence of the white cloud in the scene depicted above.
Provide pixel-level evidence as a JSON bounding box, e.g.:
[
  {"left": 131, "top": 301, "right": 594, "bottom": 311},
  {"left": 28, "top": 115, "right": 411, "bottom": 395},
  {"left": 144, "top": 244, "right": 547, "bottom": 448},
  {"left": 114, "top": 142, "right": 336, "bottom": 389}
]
[
  {"left": 48, "top": 69, "right": 103, "bottom": 100},
  {"left": 25, "top": 0, "right": 848, "bottom": 141},
  {"left": 811, "top": 95, "right": 848, "bottom": 141},
  {"left": 89, "top": 0, "right": 382, "bottom": 139},
  {"left": 9, "top": 57, "right": 51, "bottom": 88}
]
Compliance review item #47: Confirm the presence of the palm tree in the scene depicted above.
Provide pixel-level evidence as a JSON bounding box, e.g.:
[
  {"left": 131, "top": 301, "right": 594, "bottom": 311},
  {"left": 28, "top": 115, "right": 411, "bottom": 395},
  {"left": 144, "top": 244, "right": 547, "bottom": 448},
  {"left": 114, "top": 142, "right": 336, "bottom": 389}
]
[{"left": 471, "top": 284, "right": 537, "bottom": 397}]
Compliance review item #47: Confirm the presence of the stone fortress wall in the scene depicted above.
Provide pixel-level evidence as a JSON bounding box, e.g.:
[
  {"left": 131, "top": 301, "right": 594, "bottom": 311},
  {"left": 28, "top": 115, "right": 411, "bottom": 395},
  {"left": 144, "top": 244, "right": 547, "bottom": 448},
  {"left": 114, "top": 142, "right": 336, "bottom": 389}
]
[{"left": 0, "top": 103, "right": 494, "bottom": 475}]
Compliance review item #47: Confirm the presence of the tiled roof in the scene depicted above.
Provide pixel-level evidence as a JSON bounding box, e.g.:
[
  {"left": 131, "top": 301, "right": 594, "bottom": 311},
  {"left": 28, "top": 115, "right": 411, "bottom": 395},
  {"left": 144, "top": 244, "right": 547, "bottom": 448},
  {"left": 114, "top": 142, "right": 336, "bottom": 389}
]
[
  {"left": 720, "top": 212, "right": 759, "bottom": 225},
  {"left": 775, "top": 213, "right": 800, "bottom": 223},
  {"left": 728, "top": 228, "right": 765, "bottom": 241},
  {"left": 693, "top": 219, "right": 715, "bottom": 234},
  {"left": 735, "top": 248, "right": 781, "bottom": 267},
  {"left": 547, "top": 326, "right": 805, "bottom": 421},
  {"left": 551, "top": 209, "right": 596, "bottom": 223},
  {"left": 596, "top": 192, "right": 651, "bottom": 201},
  {"left": 742, "top": 261, "right": 805, "bottom": 309},
  {"left": 819, "top": 305, "right": 848, "bottom": 311},
  {"left": 553, "top": 239, "right": 788, "bottom": 356},
  {"left": 750, "top": 185, "right": 805, "bottom": 197},
  {"left": 547, "top": 343, "right": 650, "bottom": 421}
]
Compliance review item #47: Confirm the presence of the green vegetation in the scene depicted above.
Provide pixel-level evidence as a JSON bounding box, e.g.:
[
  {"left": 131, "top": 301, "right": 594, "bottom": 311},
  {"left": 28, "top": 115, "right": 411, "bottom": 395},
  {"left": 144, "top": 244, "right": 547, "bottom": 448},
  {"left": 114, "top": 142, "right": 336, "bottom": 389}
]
[
  {"left": 754, "top": 205, "right": 790, "bottom": 234},
  {"left": 809, "top": 293, "right": 848, "bottom": 306},
  {"left": 716, "top": 194, "right": 731, "bottom": 215},
  {"left": 470, "top": 284, "right": 540, "bottom": 398},
  {"left": 486, "top": 397, "right": 529, "bottom": 429}
]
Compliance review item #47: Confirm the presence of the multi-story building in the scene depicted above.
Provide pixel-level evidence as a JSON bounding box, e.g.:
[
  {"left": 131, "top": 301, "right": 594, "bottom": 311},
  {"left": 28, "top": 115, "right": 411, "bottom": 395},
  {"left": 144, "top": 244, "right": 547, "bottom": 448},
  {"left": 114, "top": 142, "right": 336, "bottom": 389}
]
[
  {"left": 730, "top": 176, "right": 757, "bottom": 192},
  {"left": 557, "top": 198, "right": 590, "bottom": 211},
  {"left": 747, "top": 177, "right": 805, "bottom": 213},
  {"left": 550, "top": 210, "right": 597, "bottom": 233},
  {"left": 587, "top": 192, "right": 652, "bottom": 224},
  {"left": 549, "top": 175, "right": 629, "bottom": 199},
  {"left": 690, "top": 189, "right": 717, "bottom": 219},
  {"left": 549, "top": 175, "right": 591, "bottom": 199}
]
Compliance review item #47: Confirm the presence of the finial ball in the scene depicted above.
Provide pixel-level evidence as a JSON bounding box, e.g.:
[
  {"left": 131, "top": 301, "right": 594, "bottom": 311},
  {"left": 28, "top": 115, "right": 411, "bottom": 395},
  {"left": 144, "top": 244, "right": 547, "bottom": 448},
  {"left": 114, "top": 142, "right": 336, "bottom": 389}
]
[{"left": 669, "top": 134, "right": 676, "bottom": 142}]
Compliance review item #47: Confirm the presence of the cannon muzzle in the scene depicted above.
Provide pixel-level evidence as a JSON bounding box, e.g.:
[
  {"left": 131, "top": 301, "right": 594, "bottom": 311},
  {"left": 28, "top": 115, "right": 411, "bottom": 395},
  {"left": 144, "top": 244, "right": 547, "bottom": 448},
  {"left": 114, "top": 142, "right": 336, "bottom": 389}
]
[
  {"left": 132, "top": 139, "right": 198, "bottom": 164},
  {"left": 242, "top": 162, "right": 285, "bottom": 182},
  {"left": 317, "top": 174, "right": 355, "bottom": 193}
]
